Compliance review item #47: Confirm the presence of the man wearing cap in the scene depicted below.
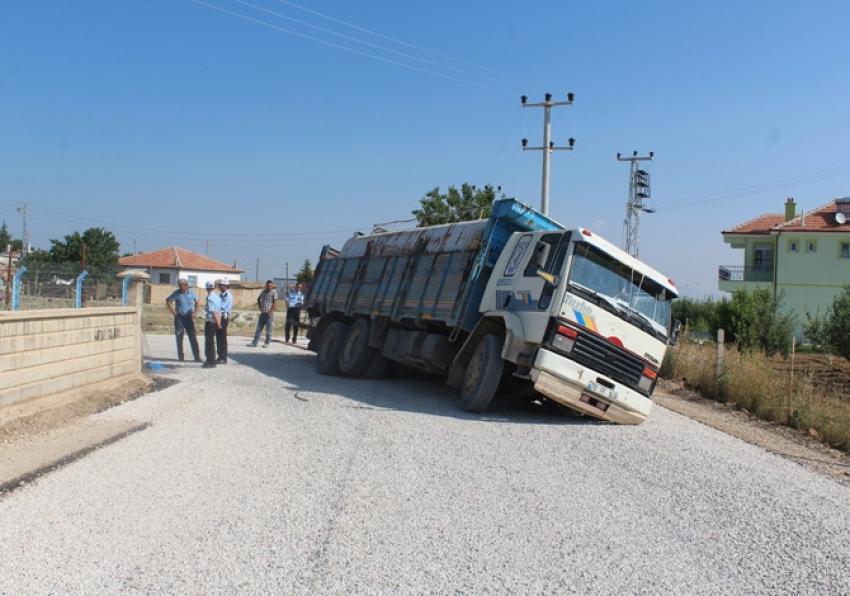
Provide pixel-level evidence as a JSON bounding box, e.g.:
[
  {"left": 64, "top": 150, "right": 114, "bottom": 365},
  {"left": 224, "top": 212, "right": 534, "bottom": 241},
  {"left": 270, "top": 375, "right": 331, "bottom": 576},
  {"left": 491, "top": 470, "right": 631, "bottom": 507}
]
[
  {"left": 203, "top": 281, "right": 223, "bottom": 368},
  {"left": 249, "top": 280, "right": 277, "bottom": 348},
  {"left": 166, "top": 278, "right": 200, "bottom": 362},
  {"left": 216, "top": 278, "right": 233, "bottom": 364}
]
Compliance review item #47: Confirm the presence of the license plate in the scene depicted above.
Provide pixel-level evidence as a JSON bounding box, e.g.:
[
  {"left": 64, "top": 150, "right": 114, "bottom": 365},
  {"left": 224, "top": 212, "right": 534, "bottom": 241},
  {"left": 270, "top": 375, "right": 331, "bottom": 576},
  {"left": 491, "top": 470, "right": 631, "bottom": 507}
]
[{"left": 586, "top": 381, "right": 618, "bottom": 401}]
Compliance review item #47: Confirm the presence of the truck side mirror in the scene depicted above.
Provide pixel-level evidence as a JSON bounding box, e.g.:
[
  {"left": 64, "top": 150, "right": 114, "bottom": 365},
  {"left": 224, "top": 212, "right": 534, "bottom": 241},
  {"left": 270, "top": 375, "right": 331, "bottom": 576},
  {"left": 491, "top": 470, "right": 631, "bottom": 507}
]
[
  {"left": 533, "top": 241, "right": 550, "bottom": 269},
  {"left": 669, "top": 320, "right": 682, "bottom": 346},
  {"left": 536, "top": 269, "right": 558, "bottom": 286}
]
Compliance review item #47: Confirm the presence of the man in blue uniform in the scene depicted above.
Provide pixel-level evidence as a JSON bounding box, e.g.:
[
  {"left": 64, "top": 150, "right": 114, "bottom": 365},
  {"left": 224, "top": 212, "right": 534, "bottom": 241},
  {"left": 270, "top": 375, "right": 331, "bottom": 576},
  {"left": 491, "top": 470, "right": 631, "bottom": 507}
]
[
  {"left": 284, "top": 281, "right": 305, "bottom": 343},
  {"left": 203, "top": 281, "right": 222, "bottom": 368},
  {"left": 216, "top": 278, "right": 233, "bottom": 364},
  {"left": 165, "top": 278, "right": 200, "bottom": 362}
]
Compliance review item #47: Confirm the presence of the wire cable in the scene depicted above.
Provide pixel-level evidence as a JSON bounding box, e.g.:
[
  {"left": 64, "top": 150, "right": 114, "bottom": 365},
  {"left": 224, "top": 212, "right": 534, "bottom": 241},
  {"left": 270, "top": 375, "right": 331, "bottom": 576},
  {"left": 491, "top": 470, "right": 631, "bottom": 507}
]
[
  {"left": 190, "top": 0, "right": 512, "bottom": 94},
  {"left": 273, "top": 0, "right": 533, "bottom": 87},
  {"left": 232, "top": 0, "right": 522, "bottom": 90}
]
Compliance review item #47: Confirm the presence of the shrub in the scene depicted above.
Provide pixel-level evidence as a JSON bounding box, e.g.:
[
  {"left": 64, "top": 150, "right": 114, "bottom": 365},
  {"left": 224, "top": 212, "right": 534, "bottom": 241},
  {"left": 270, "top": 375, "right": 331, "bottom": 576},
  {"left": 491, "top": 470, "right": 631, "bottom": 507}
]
[
  {"left": 729, "top": 288, "right": 794, "bottom": 356},
  {"left": 806, "top": 287, "right": 850, "bottom": 359}
]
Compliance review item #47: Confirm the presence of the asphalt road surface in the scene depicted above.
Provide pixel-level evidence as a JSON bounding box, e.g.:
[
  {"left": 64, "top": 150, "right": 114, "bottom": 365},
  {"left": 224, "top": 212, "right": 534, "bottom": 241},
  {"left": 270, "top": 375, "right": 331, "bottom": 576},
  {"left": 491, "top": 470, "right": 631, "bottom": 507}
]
[{"left": 1, "top": 335, "right": 849, "bottom": 593}]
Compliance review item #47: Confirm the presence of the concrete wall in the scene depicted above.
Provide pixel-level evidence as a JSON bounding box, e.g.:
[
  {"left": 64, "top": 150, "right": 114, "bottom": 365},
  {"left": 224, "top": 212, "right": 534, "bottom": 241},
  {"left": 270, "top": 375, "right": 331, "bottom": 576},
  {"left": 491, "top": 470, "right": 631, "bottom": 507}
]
[
  {"left": 148, "top": 284, "right": 266, "bottom": 311},
  {"left": 0, "top": 307, "right": 143, "bottom": 421}
]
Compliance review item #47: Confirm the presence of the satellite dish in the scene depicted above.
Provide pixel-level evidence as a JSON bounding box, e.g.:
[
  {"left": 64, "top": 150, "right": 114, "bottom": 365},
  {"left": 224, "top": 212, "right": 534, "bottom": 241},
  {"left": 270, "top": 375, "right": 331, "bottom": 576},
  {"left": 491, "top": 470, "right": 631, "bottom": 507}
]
[{"left": 837, "top": 212, "right": 848, "bottom": 225}]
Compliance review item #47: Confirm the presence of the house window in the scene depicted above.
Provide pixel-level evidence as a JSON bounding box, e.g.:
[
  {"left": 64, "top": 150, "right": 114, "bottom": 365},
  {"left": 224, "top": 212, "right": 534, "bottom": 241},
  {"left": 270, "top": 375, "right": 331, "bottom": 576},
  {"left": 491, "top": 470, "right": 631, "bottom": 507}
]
[
  {"left": 187, "top": 275, "right": 198, "bottom": 287},
  {"left": 788, "top": 239, "right": 800, "bottom": 253},
  {"left": 158, "top": 272, "right": 171, "bottom": 284},
  {"left": 842, "top": 243, "right": 850, "bottom": 259},
  {"left": 806, "top": 240, "right": 817, "bottom": 254}
]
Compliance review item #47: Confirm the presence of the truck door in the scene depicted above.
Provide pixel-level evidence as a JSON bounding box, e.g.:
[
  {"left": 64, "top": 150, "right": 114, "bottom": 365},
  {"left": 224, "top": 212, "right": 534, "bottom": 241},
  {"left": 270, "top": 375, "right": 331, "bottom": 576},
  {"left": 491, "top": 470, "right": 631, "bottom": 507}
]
[{"left": 494, "top": 232, "right": 568, "bottom": 342}]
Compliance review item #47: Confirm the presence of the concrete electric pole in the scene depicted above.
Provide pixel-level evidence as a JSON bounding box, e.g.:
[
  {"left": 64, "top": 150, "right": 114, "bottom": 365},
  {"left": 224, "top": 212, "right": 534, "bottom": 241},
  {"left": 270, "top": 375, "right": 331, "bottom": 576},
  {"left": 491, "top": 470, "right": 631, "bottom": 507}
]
[
  {"left": 521, "top": 92, "right": 575, "bottom": 216},
  {"left": 617, "top": 151, "right": 654, "bottom": 258},
  {"left": 16, "top": 203, "right": 29, "bottom": 256}
]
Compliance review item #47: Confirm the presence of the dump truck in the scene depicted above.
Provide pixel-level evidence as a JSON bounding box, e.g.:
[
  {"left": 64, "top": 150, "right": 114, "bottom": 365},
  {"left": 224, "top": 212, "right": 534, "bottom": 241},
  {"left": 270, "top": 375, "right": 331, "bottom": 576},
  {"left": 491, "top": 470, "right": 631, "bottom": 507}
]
[{"left": 304, "top": 198, "right": 678, "bottom": 424}]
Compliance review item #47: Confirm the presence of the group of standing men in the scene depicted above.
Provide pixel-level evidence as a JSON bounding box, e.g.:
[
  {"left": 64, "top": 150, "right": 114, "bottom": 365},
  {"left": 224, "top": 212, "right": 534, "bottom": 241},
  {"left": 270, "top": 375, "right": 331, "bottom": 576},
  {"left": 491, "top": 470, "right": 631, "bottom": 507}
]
[{"left": 166, "top": 278, "right": 306, "bottom": 367}]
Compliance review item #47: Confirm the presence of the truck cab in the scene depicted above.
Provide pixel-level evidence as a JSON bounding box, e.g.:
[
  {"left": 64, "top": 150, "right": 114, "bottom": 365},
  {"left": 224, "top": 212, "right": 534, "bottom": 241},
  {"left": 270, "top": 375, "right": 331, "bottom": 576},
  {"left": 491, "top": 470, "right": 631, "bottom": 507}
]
[{"left": 481, "top": 227, "right": 677, "bottom": 424}]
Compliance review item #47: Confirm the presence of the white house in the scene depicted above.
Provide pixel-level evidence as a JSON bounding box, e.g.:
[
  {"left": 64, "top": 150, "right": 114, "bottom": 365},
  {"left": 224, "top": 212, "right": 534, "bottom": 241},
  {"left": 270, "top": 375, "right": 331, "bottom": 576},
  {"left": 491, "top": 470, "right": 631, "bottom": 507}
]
[{"left": 119, "top": 247, "right": 243, "bottom": 288}]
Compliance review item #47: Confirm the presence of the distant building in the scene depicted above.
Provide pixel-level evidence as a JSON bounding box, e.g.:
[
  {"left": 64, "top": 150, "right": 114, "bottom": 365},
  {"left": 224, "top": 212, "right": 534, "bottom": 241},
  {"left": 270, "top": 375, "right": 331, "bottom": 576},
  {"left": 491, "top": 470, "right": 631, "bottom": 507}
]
[
  {"left": 719, "top": 197, "right": 850, "bottom": 338},
  {"left": 119, "top": 247, "right": 242, "bottom": 288}
]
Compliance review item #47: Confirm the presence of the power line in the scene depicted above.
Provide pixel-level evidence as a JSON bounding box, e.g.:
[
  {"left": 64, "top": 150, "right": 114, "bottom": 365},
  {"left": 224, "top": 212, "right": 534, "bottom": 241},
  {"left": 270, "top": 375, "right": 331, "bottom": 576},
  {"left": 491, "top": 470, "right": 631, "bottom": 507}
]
[
  {"left": 654, "top": 165, "right": 850, "bottom": 211},
  {"left": 190, "top": 0, "right": 512, "bottom": 94},
  {"left": 231, "top": 0, "right": 522, "bottom": 90},
  {"left": 273, "top": 0, "right": 532, "bottom": 86}
]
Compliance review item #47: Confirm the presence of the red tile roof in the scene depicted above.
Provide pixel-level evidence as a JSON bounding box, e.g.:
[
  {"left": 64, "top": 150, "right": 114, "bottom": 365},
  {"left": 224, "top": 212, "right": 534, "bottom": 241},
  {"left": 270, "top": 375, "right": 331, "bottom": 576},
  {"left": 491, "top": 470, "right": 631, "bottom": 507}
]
[
  {"left": 119, "top": 247, "right": 243, "bottom": 273},
  {"left": 723, "top": 213, "right": 785, "bottom": 235},
  {"left": 775, "top": 200, "right": 850, "bottom": 232},
  {"left": 724, "top": 200, "right": 850, "bottom": 234}
]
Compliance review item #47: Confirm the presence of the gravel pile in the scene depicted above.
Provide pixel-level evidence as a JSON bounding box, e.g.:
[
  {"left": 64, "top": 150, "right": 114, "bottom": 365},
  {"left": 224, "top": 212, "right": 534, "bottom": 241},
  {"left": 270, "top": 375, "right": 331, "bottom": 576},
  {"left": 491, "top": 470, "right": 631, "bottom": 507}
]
[{"left": 0, "top": 335, "right": 848, "bottom": 593}]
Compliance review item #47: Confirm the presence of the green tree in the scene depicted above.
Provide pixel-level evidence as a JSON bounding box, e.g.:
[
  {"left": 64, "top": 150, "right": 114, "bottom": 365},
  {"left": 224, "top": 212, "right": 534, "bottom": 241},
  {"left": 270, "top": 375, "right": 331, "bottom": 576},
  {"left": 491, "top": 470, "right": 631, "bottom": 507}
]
[
  {"left": 0, "top": 221, "right": 20, "bottom": 251},
  {"left": 48, "top": 227, "right": 121, "bottom": 273},
  {"left": 19, "top": 249, "right": 51, "bottom": 269},
  {"left": 296, "top": 259, "right": 314, "bottom": 283},
  {"left": 729, "top": 288, "right": 794, "bottom": 356},
  {"left": 412, "top": 183, "right": 504, "bottom": 226},
  {"left": 806, "top": 287, "right": 850, "bottom": 359},
  {"left": 0, "top": 221, "right": 10, "bottom": 249}
]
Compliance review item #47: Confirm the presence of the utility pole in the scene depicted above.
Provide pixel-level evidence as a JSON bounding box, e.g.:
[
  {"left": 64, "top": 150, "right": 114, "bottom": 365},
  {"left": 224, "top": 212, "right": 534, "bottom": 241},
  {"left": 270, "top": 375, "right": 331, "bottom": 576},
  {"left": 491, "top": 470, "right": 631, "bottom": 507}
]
[
  {"left": 521, "top": 92, "right": 575, "bottom": 215},
  {"left": 16, "top": 203, "right": 29, "bottom": 256},
  {"left": 205, "top": 240, "right": 209, "bottom": 256},
  {"left": 617, "top": 150, "right": 654, "bottom": 258},
  {"left": 285, "top": 262, "right": 289, "bottom": 290},
  {"left": 255, "top": 257, "right": 260, "bottom": 282}
]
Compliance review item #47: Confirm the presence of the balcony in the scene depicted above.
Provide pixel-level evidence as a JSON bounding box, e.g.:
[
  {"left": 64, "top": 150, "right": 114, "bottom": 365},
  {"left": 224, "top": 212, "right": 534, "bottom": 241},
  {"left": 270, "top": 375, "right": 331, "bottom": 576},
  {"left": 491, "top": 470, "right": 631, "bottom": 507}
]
[{"left": 718, "top": 265, "right": 773, "bottom": 293}]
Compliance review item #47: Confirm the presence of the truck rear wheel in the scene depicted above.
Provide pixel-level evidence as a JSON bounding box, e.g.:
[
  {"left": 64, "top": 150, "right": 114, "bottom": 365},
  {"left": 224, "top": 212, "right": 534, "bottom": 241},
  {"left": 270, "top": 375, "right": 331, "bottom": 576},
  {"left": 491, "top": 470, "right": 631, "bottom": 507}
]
[
  {"left": 316, "top": 321, "right": 348, "bottom": 375},
  {"left": 339, "top": 318, "right": 375, "bottom": 377},
  {"left": 460, "top": 334, "right": 504, "bottom": 412}
]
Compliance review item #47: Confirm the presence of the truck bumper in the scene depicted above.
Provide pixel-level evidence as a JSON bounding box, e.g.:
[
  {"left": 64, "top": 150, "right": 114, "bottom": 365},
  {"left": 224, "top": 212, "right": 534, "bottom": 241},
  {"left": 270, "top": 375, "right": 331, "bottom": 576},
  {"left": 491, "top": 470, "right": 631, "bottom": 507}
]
[{"left": 530, "top": 348, "right": 652, "bottom": 425}]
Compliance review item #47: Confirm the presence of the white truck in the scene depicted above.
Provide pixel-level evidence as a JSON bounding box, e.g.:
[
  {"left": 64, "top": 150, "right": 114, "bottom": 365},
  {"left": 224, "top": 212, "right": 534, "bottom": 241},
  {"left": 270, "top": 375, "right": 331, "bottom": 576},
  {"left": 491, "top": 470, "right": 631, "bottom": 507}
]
[{"left": 305, "top": 198, "right": 678, "bottom": 424}]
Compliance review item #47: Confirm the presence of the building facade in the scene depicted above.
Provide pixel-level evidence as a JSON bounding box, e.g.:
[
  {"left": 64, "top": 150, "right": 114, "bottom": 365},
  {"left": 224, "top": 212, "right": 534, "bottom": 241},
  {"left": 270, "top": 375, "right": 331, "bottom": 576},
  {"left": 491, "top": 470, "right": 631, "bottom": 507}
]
[
  {"left": 719, "top": 197, "right": 850, "bottom": 338},
  {"left": 119, "top": 247, "right": 243, "bottom": 288}
]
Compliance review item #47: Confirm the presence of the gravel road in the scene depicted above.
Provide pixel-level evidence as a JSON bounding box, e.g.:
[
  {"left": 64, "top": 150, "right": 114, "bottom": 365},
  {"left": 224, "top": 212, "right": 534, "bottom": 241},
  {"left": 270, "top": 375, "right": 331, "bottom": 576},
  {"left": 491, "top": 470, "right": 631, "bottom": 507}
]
[{"left": 1, "top": 335, "right": 848, "bottom": 593}]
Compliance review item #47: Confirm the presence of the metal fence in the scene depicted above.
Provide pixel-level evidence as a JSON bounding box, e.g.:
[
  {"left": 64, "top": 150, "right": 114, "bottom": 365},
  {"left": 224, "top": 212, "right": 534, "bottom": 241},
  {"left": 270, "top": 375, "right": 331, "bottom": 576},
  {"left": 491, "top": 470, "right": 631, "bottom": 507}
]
[{"left": 3, "top": 264, "right": 125, "bottom": 311}]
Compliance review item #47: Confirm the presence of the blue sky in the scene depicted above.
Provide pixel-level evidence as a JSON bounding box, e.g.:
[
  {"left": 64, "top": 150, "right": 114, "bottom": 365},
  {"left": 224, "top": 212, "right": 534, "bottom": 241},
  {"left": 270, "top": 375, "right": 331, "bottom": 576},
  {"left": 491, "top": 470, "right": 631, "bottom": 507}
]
[{"left": 1, "top": 0, "right": 849, "bottom": 293}]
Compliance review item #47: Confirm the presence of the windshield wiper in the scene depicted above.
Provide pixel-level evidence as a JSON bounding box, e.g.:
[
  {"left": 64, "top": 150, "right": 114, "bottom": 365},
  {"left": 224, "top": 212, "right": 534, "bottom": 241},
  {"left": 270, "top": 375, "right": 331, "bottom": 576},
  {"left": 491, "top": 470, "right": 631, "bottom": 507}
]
[
  {"left": 568, "top": 281, "right": 623, "bottom": 316},
  {"left": 614, "top": 299, "right": 668, "bottom": 340}
]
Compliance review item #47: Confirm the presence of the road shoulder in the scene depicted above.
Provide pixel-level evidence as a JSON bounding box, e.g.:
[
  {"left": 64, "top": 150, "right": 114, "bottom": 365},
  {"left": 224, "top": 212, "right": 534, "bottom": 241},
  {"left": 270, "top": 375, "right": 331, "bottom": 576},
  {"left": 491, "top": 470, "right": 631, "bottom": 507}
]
[{"left": 655, "top": 381, "right": 850, "bottom": 486}]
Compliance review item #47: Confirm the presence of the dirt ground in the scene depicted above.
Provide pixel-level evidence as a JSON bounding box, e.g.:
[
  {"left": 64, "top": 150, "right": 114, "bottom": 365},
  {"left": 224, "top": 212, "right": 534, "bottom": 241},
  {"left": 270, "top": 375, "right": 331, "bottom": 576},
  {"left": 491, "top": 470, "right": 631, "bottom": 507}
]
[
  {"left": 656, "top": 380, "right": 850, "bottom": 485},
  {"left": 0, "top": 376, "right": 174, "bottom": 446}
]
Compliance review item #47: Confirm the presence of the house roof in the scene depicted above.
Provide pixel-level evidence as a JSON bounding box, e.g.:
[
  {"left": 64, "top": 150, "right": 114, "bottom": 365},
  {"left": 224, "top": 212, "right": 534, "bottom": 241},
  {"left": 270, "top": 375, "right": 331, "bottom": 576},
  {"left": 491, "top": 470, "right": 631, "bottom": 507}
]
[
  {"left": 774, "top": 200, "right": 850, "bottom": 232},
  {"left": 119, "top": 247, "right": 243, "bottom": 273},
  {"left": 724, "top": 199, "right": 850, "bottom": 235},
  {"left": 723, "top": 213, "right": 786, "bottom": 235}
]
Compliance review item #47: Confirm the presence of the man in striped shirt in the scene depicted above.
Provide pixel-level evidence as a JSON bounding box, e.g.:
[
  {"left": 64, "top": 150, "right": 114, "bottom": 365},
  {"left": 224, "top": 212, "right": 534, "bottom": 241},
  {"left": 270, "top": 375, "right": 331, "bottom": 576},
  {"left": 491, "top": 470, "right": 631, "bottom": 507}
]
[{"left": 248, "top": 280, "right": 277, "bottom": 347}]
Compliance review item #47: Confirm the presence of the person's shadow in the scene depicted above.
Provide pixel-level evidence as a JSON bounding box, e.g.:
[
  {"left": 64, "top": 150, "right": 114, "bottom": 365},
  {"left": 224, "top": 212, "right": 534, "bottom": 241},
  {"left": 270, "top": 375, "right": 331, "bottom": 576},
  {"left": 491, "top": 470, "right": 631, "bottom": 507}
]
[{"left": 230, "top": 348, "right": 600, "bottom": 426}]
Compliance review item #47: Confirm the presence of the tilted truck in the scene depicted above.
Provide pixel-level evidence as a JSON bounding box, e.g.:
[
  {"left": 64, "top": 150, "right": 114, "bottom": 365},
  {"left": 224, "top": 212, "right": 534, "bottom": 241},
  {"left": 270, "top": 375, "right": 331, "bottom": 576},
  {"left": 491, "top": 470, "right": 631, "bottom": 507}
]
[{"left": 304, "top": 198, "right": 679, "bottom": 424}]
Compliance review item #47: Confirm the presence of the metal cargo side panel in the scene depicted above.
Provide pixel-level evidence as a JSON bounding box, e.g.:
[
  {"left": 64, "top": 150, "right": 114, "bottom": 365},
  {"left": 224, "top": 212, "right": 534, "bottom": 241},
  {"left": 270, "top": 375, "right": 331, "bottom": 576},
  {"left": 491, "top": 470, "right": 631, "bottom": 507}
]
[
  {"left": 400, "top": 254, "right": 437, "bottom": 318},
  {"left": 328, "top": 258, "right": 359, "bottom": 313},
  {"left": 312, "top": 257, "right": 342, "bottom": 311},
  {"left": 351, "top": 256, "right": 390, "bottom": 314}
]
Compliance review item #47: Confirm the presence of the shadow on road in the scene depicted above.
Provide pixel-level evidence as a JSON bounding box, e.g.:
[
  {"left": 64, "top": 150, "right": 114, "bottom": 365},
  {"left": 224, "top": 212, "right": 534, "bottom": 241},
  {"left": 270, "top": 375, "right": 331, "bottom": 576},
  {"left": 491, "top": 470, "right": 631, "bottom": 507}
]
[{"left": 230, "top": 349, "right": 599, "bottom": 426}]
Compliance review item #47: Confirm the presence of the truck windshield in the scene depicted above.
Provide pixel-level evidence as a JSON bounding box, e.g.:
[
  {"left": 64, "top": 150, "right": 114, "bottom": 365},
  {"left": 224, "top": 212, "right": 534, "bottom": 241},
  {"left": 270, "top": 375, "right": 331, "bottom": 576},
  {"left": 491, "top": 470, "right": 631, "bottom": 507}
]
[{"left": 567, "top": 242, "right": 673, "bottom": 338}]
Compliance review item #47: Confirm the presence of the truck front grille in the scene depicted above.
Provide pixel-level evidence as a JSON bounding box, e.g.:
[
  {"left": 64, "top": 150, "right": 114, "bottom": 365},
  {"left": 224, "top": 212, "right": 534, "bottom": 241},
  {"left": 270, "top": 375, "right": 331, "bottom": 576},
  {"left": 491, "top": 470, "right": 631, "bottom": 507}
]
[{"left": 569, "top": 330, "right": 645, "bottom": 393}]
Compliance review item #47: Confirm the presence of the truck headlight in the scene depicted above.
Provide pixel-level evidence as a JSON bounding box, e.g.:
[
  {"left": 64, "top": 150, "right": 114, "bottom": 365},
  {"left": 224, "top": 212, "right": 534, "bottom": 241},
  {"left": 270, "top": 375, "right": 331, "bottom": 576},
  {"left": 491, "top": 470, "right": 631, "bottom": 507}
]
[
  {"left": 639, "top": 366, "right": 657, "bottom": 393},
  {"left": 553, "top": 324, "right": 578, "bottom": 353}
]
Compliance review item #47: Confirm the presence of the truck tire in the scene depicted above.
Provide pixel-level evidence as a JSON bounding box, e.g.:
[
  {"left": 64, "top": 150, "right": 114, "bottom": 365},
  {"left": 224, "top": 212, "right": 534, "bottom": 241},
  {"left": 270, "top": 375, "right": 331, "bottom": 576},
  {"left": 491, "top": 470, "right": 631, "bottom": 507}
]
[
  {"left": 316, "top": 321, "right": 348, "bottom": 375},
  {"left": 339, "top": 318, "right": 375, "bottom": 377},
  {"left": 459, "top": 334, "right": 504, "bottom": 413}
]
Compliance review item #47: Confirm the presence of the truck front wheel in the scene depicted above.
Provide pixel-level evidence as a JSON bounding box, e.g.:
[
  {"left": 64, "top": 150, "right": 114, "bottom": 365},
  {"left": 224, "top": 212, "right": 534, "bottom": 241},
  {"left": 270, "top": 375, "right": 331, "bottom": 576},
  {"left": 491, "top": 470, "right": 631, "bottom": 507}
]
[
  {"left": 460, "top": 334, "right": 504, "bottom": 412},
  {"left": 316, "top": 321, "right": 348, "bottom": 375}
]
